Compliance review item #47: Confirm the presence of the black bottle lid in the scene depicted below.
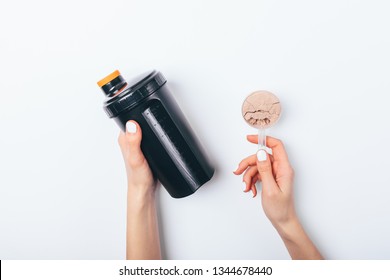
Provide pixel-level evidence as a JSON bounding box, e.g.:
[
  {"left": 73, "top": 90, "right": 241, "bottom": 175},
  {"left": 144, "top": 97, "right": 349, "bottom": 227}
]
[{"left": 98, "top": 70, "right": 167, "bottom": 118}]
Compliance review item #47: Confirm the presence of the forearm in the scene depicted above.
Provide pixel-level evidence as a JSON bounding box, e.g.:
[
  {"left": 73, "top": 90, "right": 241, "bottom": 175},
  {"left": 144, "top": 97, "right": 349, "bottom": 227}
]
[
  {"left": 275, "top": 217, "right": 323, "bottom": 260},
  {"left": 126, "top": 187, "right": 161, "bottom": 260}
]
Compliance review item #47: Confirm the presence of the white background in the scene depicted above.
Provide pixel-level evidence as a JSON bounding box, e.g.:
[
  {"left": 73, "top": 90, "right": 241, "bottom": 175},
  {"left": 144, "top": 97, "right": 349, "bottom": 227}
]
[{"left": 1, "top": 0, "right": 390, "bottom": 259}]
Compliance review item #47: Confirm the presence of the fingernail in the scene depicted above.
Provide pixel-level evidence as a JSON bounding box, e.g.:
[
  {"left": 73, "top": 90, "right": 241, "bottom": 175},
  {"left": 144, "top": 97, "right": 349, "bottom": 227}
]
[
  {"left": 126, "top": 122, "right": 137, "bottom": 134},
  {"left": 257, "top": 149, "right": 267, "bottom": 161},
  {"left": 251, "top": 185, "right": 257, "bottom": 198}
]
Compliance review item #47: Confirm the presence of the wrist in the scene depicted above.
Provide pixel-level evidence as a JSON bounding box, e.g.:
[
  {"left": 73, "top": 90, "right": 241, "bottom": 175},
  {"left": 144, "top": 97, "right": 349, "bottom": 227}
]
[
  {"left": 273, "top": 215, "right": 303, "bottom": 242},
  {"left": 127, "top": 184, "right": 156, "bottom": 205},
  {"left": 273, "top": 214, "right": 324, "bottom": 260}
]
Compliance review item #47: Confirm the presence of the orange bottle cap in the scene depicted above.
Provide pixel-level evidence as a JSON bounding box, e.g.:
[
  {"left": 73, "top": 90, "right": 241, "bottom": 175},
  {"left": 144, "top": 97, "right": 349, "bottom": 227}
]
[{"left": 97, "top": 70, "right": 121, "bottom": 87}]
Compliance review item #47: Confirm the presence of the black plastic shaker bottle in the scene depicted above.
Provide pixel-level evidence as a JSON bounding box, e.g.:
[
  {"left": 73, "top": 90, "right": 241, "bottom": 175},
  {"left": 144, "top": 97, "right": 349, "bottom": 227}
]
[{"left": 97, "top": 70, "right": 214, "bottom": 198}]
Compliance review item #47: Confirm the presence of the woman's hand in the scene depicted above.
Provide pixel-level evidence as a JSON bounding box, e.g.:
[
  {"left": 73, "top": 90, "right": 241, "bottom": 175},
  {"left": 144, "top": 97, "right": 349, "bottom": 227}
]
[
  {"left": 234, "top": 135, "right": 323, "bottom": 260},
  {"left": 118, "top": 121, "right": 156, "bottom": 196},
  {"left": 234, "top": 136, "right": 296, "bottom": 227},
  {"left": 118, "top": 120, "right": 161, "bottom": 260}
]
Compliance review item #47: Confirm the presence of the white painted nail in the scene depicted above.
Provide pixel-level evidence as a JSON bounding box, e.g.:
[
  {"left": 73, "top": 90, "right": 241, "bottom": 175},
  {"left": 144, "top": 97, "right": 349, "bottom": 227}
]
[
  {"left": 126, "top": 122, "right": 137, "bottom": 134},
  {"left": 257, "top": 149, "right": 267, "bottom": 162}
]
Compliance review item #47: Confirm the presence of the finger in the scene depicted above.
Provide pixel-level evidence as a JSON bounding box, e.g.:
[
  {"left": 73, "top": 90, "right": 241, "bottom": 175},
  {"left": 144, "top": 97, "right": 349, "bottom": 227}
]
[
  {"left": 256, "top": 149, "right": 280, "bottom": 192},
  {"left": 251, "top": 185, "right": 257, "bottom": 198},
  {"left": 247, "top": 135, "right": 290, "bottom": 164},
  {"left": 252, "top": 173, "right": 260, "bottom": 184},
  {"left": 123, "top": 121, "right": 145, "bottom": 168},
  {"left": 243, "top": 166, "right": 258, "bottom": 192},
  {"left": 246, "top": 134, "right": 258, "bottom": 144},
  {"left": 233, "top": 154, "right": 257, "bottom": 175},
  {"left": 118, "top": 130, "right": 127, "bottom": 150},
  {"left": 250, "top": 174, "right": 260, "bottom": 197}
]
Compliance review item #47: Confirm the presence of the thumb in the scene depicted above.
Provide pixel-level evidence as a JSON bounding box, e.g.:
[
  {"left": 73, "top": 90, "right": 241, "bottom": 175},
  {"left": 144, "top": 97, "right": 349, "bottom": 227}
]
[
  {"left": 125, "top": 121, "right": 145, "bottom": 167},
  {"left": 256, "top": 149, "right": 278, "bottom": 191}
]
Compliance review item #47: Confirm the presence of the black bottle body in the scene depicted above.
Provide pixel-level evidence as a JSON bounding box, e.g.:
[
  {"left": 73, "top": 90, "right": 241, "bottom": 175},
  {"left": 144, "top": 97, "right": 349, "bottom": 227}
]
[{"left": 101, "top": 70, "right": 214, "bottom": 198}]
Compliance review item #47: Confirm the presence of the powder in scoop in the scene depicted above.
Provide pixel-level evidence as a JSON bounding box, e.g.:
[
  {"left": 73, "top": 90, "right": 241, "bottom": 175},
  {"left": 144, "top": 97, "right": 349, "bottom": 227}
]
[{"left": 242, "top": 91, "right": 281, "bottom": 129}]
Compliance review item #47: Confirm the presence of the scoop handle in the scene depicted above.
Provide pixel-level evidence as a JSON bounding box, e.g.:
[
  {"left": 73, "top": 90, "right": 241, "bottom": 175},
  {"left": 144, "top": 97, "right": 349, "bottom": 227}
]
[{"left": 258, "top": 129, "right": 266, "bottom": 150}]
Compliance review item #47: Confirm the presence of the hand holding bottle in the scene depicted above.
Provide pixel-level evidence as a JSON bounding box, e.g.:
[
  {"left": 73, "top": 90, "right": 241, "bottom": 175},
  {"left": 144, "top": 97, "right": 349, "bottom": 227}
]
[{"left": 118, "top": 120, "right": 161, "bottom": 260}]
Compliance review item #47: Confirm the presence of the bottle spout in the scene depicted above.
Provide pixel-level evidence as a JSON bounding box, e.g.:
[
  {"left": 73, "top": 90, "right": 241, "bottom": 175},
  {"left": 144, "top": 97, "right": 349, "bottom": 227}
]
[{"left": 97, "top": 70, "right": 127, "bottom": 97}]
